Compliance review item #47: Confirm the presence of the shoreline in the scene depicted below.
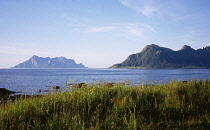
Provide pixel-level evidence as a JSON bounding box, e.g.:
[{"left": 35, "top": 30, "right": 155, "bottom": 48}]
[
  {"left": 0, "top": 79, "right": 209, "bottom": 129},
  {"left": 0, "top": 79, "right": 204, "bottom": 104}
]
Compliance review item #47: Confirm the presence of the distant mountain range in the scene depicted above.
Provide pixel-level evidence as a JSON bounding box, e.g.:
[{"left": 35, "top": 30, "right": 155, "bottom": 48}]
[
  {"left": 13, "top": 55, "right": 87, "bottom": 68},
  {"left": 110, "top": 44, "right": 210, "bottom": 68}
]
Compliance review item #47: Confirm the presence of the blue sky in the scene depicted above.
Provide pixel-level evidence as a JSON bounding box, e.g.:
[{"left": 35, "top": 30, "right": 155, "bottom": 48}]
[{"left": 0, "top": 0, "right": 210, "bottom": 68}]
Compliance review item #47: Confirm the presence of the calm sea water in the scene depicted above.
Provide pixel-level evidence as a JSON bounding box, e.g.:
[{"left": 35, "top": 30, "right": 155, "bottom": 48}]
[{"left": 0, "top": 68, "right": 210, "bottom": 94}]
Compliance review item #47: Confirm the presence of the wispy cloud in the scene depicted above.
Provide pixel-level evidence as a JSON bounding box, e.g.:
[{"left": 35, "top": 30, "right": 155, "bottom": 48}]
[
  {"left": 119, "top": 26, "right": 144, "bottom": 39},
  {"left": 140, "top": 23, "right": 156, "bottom": 33},
  {"left": 86, "top": 23, "right": 156, "bottom": 41},
  {"left": 118, "top": 0, "right": 198, "bottom": 20},
  {"left": 87, "top": 26, "right": 118, "bottom": 32},
  {"left": 0, "top": 46, "right": 48, "bottom": 55},
  {"left": 119, "top": 0, "right": 156, "bottom": 17},
  {"left": 141, "top": 5, "right": 156, "bottom": 17}
]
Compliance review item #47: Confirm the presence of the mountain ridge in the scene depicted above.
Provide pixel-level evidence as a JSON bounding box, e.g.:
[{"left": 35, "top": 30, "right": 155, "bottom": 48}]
[
  {"left": 12, "top": 55, "right": 87, "bottom": 68},
  {"left": 110, "top": 44, "right": 210, "bottom": 68}
]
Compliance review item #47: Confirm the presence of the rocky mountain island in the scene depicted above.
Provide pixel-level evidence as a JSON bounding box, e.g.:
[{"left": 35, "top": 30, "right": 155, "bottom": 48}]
[
  {"left": 111, "top": 44, "right": 210, "bottom": 68},
  {"left": 13, "top": 55, "right": 87, "bottom": 68}
]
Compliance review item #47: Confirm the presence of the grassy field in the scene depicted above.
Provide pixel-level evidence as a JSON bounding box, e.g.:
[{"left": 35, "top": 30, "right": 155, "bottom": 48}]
[{"left": 0, "top": 79, "right": 210, "bottom": 129}]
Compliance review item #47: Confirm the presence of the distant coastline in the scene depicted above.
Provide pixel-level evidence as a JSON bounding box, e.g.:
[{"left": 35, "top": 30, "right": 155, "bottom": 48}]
[
  {"left": 109, "top": 66, "right": 209, "bottom": 69},
  {"left": 12, "top": 55, "right": 87, "bottom": 68},
  {"left": 110, "top": 44, "right": 210, "bottom": 69}
]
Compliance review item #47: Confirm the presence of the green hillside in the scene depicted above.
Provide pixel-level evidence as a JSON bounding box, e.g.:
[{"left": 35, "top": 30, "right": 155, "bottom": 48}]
[
  {"left": 0, "top": 80, "right": 210, "bottom": 129},
  {"left": 111, "top": 44, "right": 210, "bottom": 68}
]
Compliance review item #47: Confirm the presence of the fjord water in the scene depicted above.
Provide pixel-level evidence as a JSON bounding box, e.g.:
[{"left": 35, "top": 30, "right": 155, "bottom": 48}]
[{"left": 0, "top": 68, "right": 210, "bottom": 94}]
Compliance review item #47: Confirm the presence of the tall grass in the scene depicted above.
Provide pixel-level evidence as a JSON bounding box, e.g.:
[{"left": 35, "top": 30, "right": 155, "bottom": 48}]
[{"left": 0, "top": 79, "right": 210, "bottom": 129}]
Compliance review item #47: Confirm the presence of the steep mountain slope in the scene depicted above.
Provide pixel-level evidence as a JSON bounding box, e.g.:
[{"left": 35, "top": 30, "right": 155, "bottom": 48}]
[
  {"left": 111, "top": 44, "right": 210, "bottom": 68},
  {"left": 13, "top": 55, "right": 87, "bottom": 68}
]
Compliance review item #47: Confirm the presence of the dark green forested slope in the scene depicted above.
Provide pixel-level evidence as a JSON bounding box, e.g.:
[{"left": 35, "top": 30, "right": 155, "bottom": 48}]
[{"left": 111, "top": 44, "right": 210, "bottom": 68}]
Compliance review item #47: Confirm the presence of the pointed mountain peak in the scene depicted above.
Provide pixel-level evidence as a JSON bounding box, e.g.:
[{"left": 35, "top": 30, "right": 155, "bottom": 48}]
[
  {"left": 147, "top": 44, "right": 159, "bottom": 48},
  {"left": 31, "top": 55, "right": 39, "bottom": 58},
  {"left": 142, "top": 44, "right": 160, "bottom": 52},
  {"left": 181, "top": 45, "right": 194, "bottom": 51},
  {"left": 150, "top": 44, "right": 159, "bottom": 47}
]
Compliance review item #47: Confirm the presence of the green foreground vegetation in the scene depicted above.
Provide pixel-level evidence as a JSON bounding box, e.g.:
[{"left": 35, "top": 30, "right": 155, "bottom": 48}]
[{"left": 0, "top": 80, "right": 210, "bottom": 129}]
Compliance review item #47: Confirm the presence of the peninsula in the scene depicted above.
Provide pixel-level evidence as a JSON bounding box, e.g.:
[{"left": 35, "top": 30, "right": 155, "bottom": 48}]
[{"left": 111, "top": 44, "right": 210, "bottom": 68}]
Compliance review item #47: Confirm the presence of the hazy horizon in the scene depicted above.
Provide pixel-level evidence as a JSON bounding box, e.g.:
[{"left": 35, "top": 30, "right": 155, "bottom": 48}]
[{"left": 1, "top": 0, "right": 210, "bottom": 68}]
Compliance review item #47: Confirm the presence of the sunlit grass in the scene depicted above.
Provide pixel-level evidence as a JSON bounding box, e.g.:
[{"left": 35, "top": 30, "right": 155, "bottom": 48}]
[{"left": 0, "top": 79, "right": 210, "bottom": 129}]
